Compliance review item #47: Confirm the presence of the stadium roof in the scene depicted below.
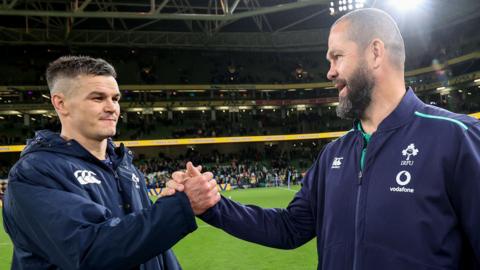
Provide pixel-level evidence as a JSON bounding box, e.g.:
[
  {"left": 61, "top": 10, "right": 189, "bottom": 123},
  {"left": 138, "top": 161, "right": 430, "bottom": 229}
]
[{"left": 0, "top": 0, "right": 479, "bottom": 50}]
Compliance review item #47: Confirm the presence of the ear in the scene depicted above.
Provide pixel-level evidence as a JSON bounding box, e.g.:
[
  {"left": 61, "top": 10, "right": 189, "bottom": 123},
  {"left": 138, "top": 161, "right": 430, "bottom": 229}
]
[
  {"left": 370, "top": 38, "right": 385, "bottom": 70},
  {"left": 51, "top": 92, "right": 69, "bottom": 117}
]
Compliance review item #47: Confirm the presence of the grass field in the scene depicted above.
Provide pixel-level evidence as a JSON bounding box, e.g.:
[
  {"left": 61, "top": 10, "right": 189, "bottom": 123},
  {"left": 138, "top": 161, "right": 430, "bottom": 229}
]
[
  {"left": 0, "top": 208, "right": 13, "bottom": 270},
  {"left": 0, "top": 186, "right": 317, "bottom": 269}
]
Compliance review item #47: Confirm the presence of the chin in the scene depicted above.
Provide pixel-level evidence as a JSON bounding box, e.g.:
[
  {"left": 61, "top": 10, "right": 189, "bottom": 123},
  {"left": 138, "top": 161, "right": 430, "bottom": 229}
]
[
  {"left": 101, "top": 125, "right": 117, "bottom": 135},
  {"left": 97, "top": 129, "right": 116, "bottom": 139},
  {"left": 105, "top": 130, "right": 116, "bottom": 138}
]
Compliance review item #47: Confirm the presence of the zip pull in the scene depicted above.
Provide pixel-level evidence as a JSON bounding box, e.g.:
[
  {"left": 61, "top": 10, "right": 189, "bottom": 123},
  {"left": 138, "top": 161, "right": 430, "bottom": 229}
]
[
  {"left": 113, "top": 171, "right": 123, "bottom": 192},
  {"left": 358, "top": 171, "right": 363, "bottom": 185}
]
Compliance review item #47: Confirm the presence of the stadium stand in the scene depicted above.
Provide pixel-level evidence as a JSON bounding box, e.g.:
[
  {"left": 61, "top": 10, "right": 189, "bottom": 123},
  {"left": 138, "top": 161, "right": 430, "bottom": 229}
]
[
  {"left": 1, "top": 1, "right": 480, "bottom": 270},
  {"left": 136, "top": 144, "right": 317, "bottom": 188}
]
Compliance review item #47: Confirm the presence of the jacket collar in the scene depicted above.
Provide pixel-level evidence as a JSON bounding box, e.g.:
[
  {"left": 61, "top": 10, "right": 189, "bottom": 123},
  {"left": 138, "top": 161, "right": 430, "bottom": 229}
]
[
  {"left": 22, "top": 130, "right": 128, "bottom": 168},
  {"left": 353, "top": 87, "right": 424, "bottom": 132}
]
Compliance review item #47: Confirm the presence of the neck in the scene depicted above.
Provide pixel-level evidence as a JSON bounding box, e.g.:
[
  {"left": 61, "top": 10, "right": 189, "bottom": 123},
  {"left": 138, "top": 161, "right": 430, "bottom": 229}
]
[
  {"left": 360, "top": 76, "right": 406, "bottom": 134},
  {"left": 60, "top": 129, "right": 108, "bottom": 160}
]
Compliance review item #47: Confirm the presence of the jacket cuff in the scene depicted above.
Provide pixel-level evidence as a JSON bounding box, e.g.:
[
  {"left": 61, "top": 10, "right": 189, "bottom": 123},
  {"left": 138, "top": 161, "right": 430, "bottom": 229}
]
[
  {"left": 175, "top": 192, "right": 198, "bottom": 232},
  {"left": 197, "top": 196, "right": 222, "bottom": 222}
]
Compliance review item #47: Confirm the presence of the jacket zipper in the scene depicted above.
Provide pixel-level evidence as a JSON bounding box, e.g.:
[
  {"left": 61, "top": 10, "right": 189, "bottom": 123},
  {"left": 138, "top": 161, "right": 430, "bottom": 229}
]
[
  {"left": 94, "top": 155, "right": 123, "bottom": 193},
  {"left": 112, "top": 170, "right": 123, "bottom": 192},
  {"left": 353, "top": 137, "right": 368, "bottom": 270},
  {"left": 353, "top": 169, "right": 363, "bottom": 270}
]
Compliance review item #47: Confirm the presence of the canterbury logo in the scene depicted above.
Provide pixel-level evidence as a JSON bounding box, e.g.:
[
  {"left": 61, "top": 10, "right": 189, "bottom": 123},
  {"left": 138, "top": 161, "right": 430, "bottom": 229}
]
[
  {"left": 132, "top": 173, "right": 140, "bottom": 189},
  {"left": 74, "top": 170, "right": 102, "bottom": 185},
  {"left": 331, "top": 157, "right": 343, "bottom": 169}
]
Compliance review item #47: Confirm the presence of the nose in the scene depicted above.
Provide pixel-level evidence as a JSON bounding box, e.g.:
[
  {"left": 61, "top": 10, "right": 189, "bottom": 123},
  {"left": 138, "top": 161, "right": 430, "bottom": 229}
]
[
  {"left": 327, "top": 63, "right": 338, "bottom": 81},
  {"left": 104, "top": 98, "right": 117, "bottom": 113}
]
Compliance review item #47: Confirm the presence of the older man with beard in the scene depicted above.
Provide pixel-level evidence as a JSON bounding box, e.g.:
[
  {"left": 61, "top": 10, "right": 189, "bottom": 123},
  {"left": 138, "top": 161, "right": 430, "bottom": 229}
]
[{"left": 168, "top": 8, "right": 480, "bottom": 270}]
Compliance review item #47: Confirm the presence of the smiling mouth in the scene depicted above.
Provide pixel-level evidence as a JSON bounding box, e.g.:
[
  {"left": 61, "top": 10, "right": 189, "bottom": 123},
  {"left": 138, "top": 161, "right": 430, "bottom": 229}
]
[
  {"left": 335, "top": 81, "right": 346, "bottom": 90},
  {"left": 335, "top": 82, "right": 347, "bottom": 97}
]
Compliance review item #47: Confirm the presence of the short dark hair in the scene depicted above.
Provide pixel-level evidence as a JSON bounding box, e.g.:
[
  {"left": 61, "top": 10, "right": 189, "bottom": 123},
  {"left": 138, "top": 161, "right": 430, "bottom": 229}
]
[
  {"left": 333, "top": 8, "right": 405, "bottom": 70},
  {"left": 46, "top": 56, "right": 117, "bottom": 93}
]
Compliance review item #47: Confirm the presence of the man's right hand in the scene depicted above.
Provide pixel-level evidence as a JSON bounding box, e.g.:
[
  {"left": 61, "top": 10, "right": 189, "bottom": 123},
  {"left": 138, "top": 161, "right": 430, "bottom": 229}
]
[{"left": 167, "top": 162, "right": 220, "bottom": 215}]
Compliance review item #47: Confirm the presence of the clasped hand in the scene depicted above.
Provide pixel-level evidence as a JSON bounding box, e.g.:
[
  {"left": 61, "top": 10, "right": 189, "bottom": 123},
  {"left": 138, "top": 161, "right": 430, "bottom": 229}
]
[{"left": 161, "top": 162, "right": 220, "bottom": 215}]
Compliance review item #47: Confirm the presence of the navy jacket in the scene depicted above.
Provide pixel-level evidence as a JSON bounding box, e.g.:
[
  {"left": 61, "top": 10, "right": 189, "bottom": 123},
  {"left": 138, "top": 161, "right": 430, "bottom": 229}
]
[
  {"left": 3, "top": 130, "right": 197, "bottom": 270},
  {"left": 200, "top": 89, "right": 480, "bottom": 270}
]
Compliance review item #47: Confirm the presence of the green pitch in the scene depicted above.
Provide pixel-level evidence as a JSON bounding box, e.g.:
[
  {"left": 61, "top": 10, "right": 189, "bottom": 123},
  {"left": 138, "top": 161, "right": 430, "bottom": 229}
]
[
  {"left": 0, "top": 186, "right": 317, "bottom": 269},
  {"left": 0, "top": 208, "right": 13, "bottom": 270}
]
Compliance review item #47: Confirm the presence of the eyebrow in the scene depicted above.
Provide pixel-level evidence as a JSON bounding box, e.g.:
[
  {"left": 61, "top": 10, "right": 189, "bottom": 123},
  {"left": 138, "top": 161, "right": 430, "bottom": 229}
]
[
  {"left": 87, "top": 91, "right": 122, "bottom": 99},
  {"left": 325, "top": 50, "right": 334, "bottom": 61},
  {"left": 326, "top": 49, "right": 342, "bottom": 61}
]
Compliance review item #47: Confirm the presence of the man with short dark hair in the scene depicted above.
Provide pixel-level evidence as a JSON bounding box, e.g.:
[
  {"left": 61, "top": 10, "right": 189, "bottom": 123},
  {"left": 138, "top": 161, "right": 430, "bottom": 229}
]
[
  {"left": 2, "top": 56, "right": 220, "bottom": 270},
  {"left": 170, "top": 8, "right": 480, "bottom": 269}
]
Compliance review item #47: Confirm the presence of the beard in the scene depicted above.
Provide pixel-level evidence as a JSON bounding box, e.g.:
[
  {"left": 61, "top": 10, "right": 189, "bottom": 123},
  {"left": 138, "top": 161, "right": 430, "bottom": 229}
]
[{"left": 335, "top": 63, "right": 375, "bottom": 120}]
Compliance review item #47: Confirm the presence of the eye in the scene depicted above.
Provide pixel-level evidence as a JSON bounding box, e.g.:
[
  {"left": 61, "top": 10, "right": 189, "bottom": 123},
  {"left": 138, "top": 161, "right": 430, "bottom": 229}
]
[{"left": 92, "top": 96, "right": 103, "bottom": 102}]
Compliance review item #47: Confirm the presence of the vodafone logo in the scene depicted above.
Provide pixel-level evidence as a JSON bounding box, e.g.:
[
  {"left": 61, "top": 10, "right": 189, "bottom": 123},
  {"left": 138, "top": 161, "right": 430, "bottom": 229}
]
[
  {"left": 390, "top": 170, "right": 414, "bottom": 193},
  {"left": 396, "top": 171, "right": 411, "bottom": 186}
]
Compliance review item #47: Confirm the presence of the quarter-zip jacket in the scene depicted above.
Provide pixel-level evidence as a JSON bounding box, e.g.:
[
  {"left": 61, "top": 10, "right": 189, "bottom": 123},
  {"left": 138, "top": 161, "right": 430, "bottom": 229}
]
[
  {"left": 2, "top": 130, "right": 197, "bottom": 270},
  {"left": 200, "top": 88, "right": 480, "bottom": 270}
]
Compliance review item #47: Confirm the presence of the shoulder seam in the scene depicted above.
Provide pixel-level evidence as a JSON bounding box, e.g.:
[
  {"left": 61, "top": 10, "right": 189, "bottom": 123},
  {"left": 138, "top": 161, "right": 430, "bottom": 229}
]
[{"left": 414, "top": 111, "right": 468, "bottom": 130}]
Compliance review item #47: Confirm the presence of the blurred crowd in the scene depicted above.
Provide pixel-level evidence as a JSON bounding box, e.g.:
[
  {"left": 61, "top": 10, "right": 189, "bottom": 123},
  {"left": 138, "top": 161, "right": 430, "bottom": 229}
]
[
  {"left": 136, "top": 146, "right": 318, "bottom": 189},
  {"left": 0, "top": 166, "right": 8, "bottom": 179},
  {"left": 0, "top": 108, "right": 350, "bottom": 144}
]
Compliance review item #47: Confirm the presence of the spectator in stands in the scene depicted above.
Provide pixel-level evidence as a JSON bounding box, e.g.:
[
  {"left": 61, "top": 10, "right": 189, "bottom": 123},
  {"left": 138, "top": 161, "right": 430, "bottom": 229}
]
[
  {"left": 2, "top": 56, "right": 220, "bottom": 270},
  {"left": 140, "top": 65, "right": 157, "bottom": 84},
  {"left": 292, "top": 63, "right": 310, "bottom": 82},
  {"left": 168, "top": 8, "right": 480, "bottom": 269},
  {"left": 0, "top": 179, "right": 6, "bottom": 208},
  {"left": 0, "top": 165, "right": 9, "bottom": 179},
  {"left": 225, "top": 62, "right": 240, "bottom": 83},
  {"left": 129, "top": 145, "right": 317, "bottom": 189}
]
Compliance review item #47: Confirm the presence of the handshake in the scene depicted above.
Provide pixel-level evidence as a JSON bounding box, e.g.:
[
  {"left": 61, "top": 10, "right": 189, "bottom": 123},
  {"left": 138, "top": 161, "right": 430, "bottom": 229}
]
[{"left": 161, "top": 161, "right": 221, "bottom": 215}]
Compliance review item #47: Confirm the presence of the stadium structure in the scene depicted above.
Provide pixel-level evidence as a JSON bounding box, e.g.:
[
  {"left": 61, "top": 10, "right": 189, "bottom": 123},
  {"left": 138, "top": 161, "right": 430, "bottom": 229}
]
[{"left": 0, "top": 0, "right": 480, "bottom": 269}]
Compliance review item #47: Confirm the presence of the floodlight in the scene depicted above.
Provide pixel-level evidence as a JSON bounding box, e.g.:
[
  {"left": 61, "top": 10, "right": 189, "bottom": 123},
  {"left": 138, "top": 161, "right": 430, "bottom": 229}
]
[{"left": 391, "top": 0, "right": 424, "bottom": 11}]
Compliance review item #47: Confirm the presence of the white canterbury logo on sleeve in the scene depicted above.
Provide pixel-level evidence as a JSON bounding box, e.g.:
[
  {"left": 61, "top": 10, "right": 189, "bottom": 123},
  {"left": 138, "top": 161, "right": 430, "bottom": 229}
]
[
  {"left": 131, "top": 173, "right": 140, "bottom": 189},
  {"left": 74, "top": 170, "right": 102, "bottom": 185}
]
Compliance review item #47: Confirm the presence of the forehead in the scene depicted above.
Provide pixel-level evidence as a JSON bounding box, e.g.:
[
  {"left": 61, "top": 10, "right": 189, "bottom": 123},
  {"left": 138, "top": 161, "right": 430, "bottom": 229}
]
[
  {"left": 326, "top": 22, "right": 355, "bottom": 56},
  {"left": 74, "top": 75, "right": 119, "bottom": 95}
]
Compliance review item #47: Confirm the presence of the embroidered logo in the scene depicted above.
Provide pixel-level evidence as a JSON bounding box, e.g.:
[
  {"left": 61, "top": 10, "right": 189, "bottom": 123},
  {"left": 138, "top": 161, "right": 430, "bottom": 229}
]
[
  {"left": 396, "top": 170, "right": 411, "bottom": 186},
  {"left": 74, "top": 170, "right": 101, "bottom": 185},
  {"left": 390, "top": 170, "right": 414, "bottom": 193},
  {"left": 331, "top": 157, "right": 343, "bottom": 169},
  {"left": 401, "top": 143, "right": 419, "bottom": 166},
  {"left": 131, "top": 173, "right": 140, "bottom": 189}
]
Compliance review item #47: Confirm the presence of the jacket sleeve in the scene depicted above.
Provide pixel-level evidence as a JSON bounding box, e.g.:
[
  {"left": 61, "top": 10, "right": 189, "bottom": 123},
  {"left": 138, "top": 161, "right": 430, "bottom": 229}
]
[
  {"left": 199, "top": 152, "right": 326, "bottom": 250},
  {"left": 3, "top": 159, "right": 197, "bottom": 270},
  {"left": 450, "top": 122, "right": 480, "bottom": 263}
]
